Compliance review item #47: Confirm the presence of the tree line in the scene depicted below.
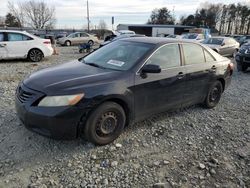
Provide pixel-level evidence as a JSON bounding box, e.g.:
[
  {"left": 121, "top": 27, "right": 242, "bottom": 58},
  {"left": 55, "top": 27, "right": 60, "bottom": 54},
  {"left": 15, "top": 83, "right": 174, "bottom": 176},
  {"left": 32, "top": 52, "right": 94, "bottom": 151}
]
[{"left": 148, "top": 2, "right": 250, "bottom": 35}]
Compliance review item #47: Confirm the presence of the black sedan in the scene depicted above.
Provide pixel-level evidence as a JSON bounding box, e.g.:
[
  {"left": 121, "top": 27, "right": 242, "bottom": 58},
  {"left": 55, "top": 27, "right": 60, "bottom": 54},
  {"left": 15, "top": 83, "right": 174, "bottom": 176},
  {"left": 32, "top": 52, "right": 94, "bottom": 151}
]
[
  {"left": 235, "top": 43, "right": 250, "bottom": 72},
  {"left": 15, "top": 38, "right": 233, "bottom": 145}
]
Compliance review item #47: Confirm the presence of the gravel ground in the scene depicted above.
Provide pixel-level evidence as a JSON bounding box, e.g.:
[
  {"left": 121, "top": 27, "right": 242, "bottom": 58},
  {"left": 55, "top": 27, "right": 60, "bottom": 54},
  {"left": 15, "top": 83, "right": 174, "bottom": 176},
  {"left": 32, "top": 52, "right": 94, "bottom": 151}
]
[{"left": 0, "top": 46, "right": 249, "bottom": 188}]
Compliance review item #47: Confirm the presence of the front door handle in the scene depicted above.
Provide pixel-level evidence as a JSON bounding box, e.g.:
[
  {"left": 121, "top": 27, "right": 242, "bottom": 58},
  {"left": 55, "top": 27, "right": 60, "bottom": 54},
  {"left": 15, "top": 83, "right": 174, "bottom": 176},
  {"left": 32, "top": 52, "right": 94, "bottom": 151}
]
[
  {"left": 0, "top": 44, "right": 6, "bottom": 47},
  {"left": 177, "top": 72, "right": 185, "bottom": 79},
  {"left": 211, "top": 65, "right": 217, "bottom": 71}
]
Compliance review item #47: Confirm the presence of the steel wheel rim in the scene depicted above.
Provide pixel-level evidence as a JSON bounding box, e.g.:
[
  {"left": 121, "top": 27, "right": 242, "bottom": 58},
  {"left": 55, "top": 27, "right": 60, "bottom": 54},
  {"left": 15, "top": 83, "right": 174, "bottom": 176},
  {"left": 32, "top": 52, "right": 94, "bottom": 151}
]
[
  {"left": 96, "top": 111, "right": 118, "bottom": 137},
  {"left": 30, "top": 50, "right": 42, "bottom": 62},
  {"left": 209, "top": 85, "right": 220, "bottom": 103}
]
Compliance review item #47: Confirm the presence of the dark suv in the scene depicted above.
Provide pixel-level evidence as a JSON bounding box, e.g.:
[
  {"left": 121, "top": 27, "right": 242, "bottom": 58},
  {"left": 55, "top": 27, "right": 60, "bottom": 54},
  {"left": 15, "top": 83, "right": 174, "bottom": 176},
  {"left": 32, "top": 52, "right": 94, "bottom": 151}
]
[
  {"left": 15, "top": 38, "right": 233, "bottom": 145},
  {"left": 235, "top": 42, "right": 250, "bottom": 72}
]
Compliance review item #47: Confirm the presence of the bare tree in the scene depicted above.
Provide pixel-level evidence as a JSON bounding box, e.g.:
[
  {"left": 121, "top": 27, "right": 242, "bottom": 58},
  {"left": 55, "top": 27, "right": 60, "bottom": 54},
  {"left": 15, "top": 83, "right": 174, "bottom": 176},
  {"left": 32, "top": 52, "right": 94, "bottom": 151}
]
[
  {"left": 98, "top": 20, "right": 107, "bottom": 30},
  {"left": 0, "top": 16, "right": 5, "bottom": 27},
  {"left": 8, "top": 1, "right": 25, "bottom": 27},
  {"left": 8, "top": 0, "right": 56, "bottom": 29}
]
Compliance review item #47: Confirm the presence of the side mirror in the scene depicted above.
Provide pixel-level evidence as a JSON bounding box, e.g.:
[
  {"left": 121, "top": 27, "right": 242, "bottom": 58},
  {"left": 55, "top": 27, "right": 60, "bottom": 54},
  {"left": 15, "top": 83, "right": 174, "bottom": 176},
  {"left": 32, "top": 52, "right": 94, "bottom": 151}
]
[
  {"left": 221, "top": 42, "right": 225, "bottom": 46},
  {"left": 141, "top": 64, "right": 161, "bottom": 74}
]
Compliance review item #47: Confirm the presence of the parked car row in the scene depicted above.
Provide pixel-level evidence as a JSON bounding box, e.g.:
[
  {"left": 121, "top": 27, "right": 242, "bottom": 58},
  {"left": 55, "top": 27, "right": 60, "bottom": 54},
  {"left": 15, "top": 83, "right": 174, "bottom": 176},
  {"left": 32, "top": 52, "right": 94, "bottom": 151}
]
[{"left": 227, "top": 34, "right": 250, "bottom": 46}]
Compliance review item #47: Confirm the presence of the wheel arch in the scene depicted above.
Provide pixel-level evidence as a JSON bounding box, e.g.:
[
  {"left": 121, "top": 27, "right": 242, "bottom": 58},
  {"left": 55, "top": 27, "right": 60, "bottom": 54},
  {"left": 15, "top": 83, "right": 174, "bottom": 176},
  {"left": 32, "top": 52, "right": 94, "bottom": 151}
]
[
  {"left": 27, "top": 48, "right": 44, "bottom": 58},
  {"left": 78, "top": 96, "right": 133, "bottom": 137},
  {"left": 217, "top": 78, "right": 225, "bottom": 91}
]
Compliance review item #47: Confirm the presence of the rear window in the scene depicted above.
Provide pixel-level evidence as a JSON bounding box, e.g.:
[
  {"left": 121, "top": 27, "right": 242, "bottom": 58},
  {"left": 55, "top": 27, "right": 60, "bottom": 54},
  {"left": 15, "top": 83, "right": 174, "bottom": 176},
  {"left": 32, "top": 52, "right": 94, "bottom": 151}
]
[{"left": 182, "top": 43, "right": 205, "bottom": 65}]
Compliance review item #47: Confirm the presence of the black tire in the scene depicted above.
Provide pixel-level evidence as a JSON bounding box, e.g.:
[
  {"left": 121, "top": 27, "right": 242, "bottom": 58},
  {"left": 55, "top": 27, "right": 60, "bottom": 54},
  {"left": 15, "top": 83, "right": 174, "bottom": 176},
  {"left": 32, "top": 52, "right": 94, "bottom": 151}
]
[
  {"left": 83, "top": 102, "right": 126, "bottom": 145},
  {"left": 204, "top": 81, "right": 223, "bottom": 109},
  {"left": 88, "top": 40, "right": 94, "bottom": 46},
  {"left": 65, "top": 40, "right": 71, "bottom": 46},
  {"left": 28, "top": 49, "right": 43, "bottom": 62}
]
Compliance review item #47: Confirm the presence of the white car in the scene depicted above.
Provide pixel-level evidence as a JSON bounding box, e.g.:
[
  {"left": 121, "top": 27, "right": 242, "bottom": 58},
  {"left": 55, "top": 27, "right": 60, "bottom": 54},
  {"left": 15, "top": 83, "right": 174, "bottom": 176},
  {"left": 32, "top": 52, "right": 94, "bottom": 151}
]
[{"left": 0, "top": 30, "right": 53, "bottom": 62}]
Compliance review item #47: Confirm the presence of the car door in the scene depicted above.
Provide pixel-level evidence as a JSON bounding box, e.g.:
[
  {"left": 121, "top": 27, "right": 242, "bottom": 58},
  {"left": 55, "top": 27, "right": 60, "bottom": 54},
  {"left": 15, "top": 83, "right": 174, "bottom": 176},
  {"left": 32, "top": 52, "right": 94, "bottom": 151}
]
[
  {"left": 134, "top": 43, "right": 186, "bottom": 119},
  {"left": 70, "top": 33, "right": 81, "bottom": 45},
  {"left": 5, "top": 32, "right": 32, "bottom": 58},
  {"left": 0, "top": 32, "right": 8, "bottom": 59},
  {"left": 222, "top": 38, "right": 234, "bottom": 56},
  {"left": 181, "top": 43, "right": 216, "bottom": 106},
  {"left": 80, "top": 33, "right": 89, "bottom": 43}
]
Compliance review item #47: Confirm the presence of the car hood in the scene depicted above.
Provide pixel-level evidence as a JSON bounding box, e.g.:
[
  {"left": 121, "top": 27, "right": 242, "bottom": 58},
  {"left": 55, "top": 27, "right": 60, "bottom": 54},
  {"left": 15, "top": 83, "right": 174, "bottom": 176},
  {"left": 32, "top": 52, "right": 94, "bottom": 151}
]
[{"left": 23, "top": 60, "right": 120, "bottom": 95}]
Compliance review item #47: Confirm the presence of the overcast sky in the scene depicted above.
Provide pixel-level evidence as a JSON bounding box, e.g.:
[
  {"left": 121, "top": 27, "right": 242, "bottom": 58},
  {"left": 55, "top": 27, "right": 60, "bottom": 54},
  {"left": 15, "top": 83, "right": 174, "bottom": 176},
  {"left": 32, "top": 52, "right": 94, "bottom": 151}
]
[{"left": 1, "top": 0, "right": 249, "bottom": 29}]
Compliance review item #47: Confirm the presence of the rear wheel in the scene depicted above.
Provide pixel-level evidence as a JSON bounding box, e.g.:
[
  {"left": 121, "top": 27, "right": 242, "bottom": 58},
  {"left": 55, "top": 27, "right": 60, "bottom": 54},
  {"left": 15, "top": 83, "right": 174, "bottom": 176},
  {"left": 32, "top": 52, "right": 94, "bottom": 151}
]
[
  {"left": 28, "top": 49, "right": 43, "bottom": 62},
  {"left": 88, "top": 40, "right": 94, "bottom": 46},
  {"left": 204, "top": 81, "right": 223, "bottom": 109},
  {"left": 65, "top": 40, "right": 71, "bottom": 46},
  {"left": 83, "top": 102, "right": 126, "bottom": 145}
]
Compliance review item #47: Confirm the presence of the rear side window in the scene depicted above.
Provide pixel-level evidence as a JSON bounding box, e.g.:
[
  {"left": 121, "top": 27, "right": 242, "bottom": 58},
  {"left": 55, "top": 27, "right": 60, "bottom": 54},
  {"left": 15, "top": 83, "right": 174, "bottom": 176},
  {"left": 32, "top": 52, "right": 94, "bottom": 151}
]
[
  {"left": 0, "top": 33, "right": 4, "bottom": 41},
  {"left": 146, "top": 44, "right": 181, "bottom": 69},
  {"left": 204, "top": 49, "right": 215, "bottom": 62},
  {"left": 80, "top": 33, "right": 88, "bottom": 37},
  {"left": 182, "top": 43, "right": 205, "bottom": 65},
  {"left": 8, "top": 33, "right": 32, "bottom": 41}
]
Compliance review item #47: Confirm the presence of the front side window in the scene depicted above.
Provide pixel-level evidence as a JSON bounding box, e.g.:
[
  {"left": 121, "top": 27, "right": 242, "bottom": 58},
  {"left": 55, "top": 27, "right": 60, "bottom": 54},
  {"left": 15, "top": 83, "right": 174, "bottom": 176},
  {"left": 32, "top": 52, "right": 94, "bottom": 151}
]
[
  {"left": 182, "top": 43, "right": 205, "bottom": 65},
  {"left": 146, "top": 44, "right": 181, "bottom": 69},
  {"left": 7, "top": 33, "right": 32, "bottom": 41},
  {"left": 83, "top": 41, "right": 153, "bottom": 71}
]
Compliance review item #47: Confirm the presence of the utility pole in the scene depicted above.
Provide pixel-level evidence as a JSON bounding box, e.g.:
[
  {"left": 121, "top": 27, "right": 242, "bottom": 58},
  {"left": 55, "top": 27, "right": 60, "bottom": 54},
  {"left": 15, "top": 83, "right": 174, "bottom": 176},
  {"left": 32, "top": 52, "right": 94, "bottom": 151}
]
[{"left": 87, "top": 0, "right": 90, "bottom": 33}]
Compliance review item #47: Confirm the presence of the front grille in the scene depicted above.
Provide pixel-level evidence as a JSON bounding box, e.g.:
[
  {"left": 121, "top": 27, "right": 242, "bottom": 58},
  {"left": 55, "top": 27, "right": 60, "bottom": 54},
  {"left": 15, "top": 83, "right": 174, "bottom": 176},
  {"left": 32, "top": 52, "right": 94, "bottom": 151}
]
[
  {"left": 244, "top": 57, "right": 250, "bottom": 62},
  {"left": 16, "top": 86, "right": 35, "bottom": 103}
]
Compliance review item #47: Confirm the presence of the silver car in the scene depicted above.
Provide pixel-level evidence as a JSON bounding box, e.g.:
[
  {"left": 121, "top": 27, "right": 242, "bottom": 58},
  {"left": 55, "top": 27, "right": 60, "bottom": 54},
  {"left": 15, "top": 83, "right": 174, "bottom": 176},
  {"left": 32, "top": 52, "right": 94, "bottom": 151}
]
[
  {"left": 203, "top": 37, "right": 239, "bottom": 57},
  {"left": 57, "top": 32, "right": 99, "bottom": 46}
]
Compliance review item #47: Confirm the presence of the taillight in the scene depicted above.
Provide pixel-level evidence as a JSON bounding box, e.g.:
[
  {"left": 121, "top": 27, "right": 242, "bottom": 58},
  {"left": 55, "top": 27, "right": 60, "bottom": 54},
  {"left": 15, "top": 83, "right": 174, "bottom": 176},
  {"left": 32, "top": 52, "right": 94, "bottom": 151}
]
[
  {"left": 228, "top": 62, "right": 234, "bottom": 75},
  {"left": 228, "top": 62, "right": 234, "bottom": 70}
]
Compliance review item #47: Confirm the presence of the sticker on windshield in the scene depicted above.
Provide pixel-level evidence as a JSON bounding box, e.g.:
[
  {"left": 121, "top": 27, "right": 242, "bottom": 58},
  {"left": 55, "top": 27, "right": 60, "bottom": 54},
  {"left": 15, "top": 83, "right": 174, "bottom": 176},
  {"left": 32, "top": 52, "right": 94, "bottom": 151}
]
[{"left": 107, "top": 60, "right": 125, "bottom": 67}]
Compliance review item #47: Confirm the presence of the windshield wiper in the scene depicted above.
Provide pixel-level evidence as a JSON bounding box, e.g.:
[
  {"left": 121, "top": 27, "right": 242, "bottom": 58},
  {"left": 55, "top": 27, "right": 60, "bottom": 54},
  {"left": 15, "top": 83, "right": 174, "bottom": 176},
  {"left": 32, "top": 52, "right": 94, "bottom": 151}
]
[{"left": 85, "top": 62, "right": 106, "bottom": 69}]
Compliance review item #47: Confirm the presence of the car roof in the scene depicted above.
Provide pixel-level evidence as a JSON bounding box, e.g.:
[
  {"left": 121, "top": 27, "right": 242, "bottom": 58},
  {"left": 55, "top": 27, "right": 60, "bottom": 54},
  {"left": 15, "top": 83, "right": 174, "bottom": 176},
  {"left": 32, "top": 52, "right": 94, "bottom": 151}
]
[
  {"left": 121, "top": 37, "right": 200, "bottom": 45},
  {"left": 209, "top": 36, "right": 229, "bottom": 39},
  {"left": 0, "top": 30, "right": 28, "bottom": 33}
]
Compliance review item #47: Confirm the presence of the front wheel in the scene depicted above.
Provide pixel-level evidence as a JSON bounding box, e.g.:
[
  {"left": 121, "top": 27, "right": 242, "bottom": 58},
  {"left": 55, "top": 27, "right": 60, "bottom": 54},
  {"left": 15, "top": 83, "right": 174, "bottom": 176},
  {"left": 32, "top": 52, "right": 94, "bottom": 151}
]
[
  {"left": 83, "top": 102, "right": 126, "bottom": 145},
  {"left": 204, "top": 81, "right": 223, "bottom": 109},
  {"left": 28, "top": 49, "right": 43, "bottom": 62}
]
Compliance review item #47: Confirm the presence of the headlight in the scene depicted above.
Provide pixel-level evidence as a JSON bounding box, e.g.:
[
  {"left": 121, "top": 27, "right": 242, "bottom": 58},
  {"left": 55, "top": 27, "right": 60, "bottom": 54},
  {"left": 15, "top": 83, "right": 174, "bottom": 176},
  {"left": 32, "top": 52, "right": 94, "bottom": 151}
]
[
  {"left": 245, "top": 49, "right": 250, "bottom": 54},
  {"left": 38, "top": 93, "right": 84, "bottom": 107}
]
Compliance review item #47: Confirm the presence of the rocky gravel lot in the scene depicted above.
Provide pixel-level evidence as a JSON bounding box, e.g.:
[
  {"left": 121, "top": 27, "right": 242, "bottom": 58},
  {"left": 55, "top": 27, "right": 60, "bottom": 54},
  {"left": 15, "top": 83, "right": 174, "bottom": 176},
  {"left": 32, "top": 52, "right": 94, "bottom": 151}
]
[{"left": 0, "top": 46, "right": 249, "bottom": 188}]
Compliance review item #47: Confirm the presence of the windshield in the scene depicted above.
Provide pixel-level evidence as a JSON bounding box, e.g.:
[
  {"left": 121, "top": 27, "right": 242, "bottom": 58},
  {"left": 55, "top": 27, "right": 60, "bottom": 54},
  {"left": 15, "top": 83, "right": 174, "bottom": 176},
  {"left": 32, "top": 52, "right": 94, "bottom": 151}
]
[
  {"left": 203, "top": 38, "right": 223, "bottom": 45},
  {"left": 183, "top": 33, "right": 198, "bottom": 39},
  {"left": 83, "top": 41, "right": 153, "bottom": 71}
]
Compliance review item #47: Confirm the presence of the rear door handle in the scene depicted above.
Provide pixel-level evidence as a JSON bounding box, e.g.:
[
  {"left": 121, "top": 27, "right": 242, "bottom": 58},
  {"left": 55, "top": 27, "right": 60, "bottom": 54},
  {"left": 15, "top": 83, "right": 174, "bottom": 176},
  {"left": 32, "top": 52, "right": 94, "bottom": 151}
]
[
  {"left": 0, "top": 44, "right": 6, "bottom": 47},
  {"left": 177, "top": 72, "right": 185, "bottom": 79}
]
